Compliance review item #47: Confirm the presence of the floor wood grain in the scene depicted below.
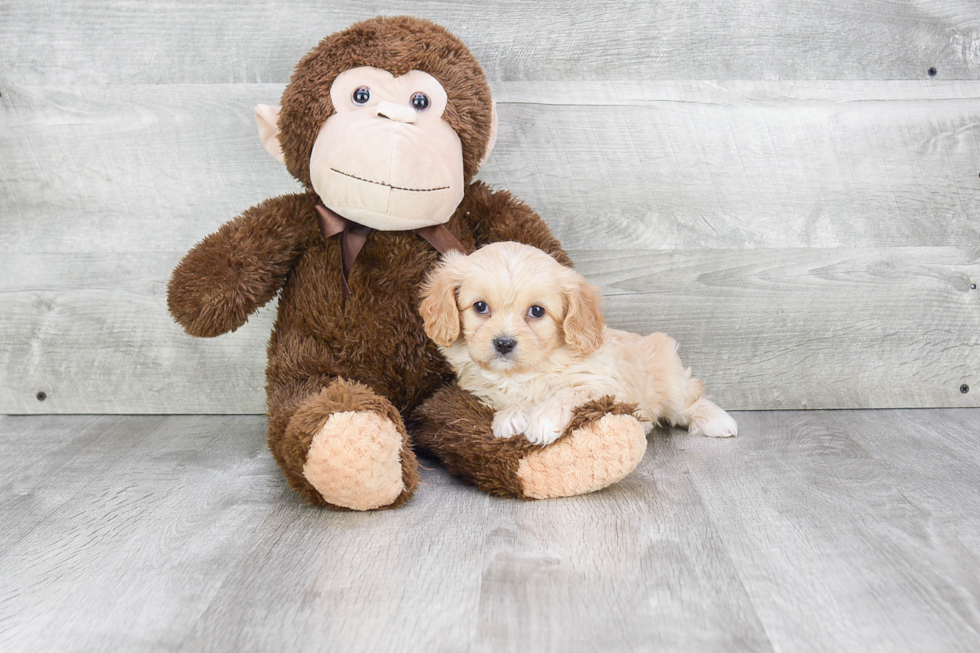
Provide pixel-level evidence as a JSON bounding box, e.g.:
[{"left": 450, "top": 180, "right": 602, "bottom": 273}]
[
  {"left": 680, "top": 411, "right": 980, "bottom": 653},
  {"left": 2, "top": 411, "right": 979, "bottom": 652}
]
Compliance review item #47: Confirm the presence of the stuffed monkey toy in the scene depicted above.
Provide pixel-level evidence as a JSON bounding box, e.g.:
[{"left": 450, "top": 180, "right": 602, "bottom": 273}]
[{"left": 167, "top": 16, "right": 647, "bottom": 510}]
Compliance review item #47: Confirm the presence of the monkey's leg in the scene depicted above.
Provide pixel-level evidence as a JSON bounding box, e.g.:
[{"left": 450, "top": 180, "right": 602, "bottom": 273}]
[
  {"left": 268, "top": 376, "right": 419, "bottom": 510},
  {"left": 413, "top": 384, "right": 646, "bottom": 500}
]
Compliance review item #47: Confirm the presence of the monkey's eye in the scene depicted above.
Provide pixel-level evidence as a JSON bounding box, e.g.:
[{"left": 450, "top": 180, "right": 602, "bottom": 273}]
[
  {"left": 473, "top": 301, "right": 489, "bottom": 314},
  {"left": 352, "top": 87, "right": 371, "bottom": 105},
  {"left": 411, "top": 92, "right": 430, "bottom": 111},
  {"left": 528, "top": 305, "right": 545, "bottom": 319}
]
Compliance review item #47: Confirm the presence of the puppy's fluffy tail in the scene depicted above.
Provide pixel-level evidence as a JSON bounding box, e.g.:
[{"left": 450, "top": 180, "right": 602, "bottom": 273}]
[{"left": 639, "top": 331, "right": 678, "bottom": 356}]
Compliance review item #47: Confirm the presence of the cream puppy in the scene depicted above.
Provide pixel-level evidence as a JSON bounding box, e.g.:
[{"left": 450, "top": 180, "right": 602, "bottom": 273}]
[{"left": 419, "top": 242, "right": 737, "bottom": 445}]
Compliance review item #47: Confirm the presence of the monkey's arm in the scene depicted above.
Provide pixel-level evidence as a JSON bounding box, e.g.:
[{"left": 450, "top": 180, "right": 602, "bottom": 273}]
[
  {"left": 413, "top": 384, "right": 645, "bottom": 499},
  {"left": 167, "top": 192, "right": 319, "bottom": 337},
  {"left": 461, "top": 181, "right": 573, "bottom": 267}
]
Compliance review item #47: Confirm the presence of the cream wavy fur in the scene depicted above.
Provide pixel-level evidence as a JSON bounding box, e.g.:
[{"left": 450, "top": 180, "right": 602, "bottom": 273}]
[{"left": 420, "top": 242, "right": 737, "bottom": 445}]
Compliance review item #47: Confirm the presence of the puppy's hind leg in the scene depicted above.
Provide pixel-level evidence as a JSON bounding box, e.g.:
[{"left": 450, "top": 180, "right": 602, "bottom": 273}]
[
  {"left": 640, "top": 335, "right": 737, "bottom": 438},
  {"left": 670, "top": 369, "right": 737, "bottom": 438},
  {"left": 683, "top": 396, "right": 738, "bottom": 438}
]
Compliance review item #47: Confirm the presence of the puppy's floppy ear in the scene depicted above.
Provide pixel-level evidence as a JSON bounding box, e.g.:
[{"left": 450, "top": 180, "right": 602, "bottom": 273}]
[
  {"left": 562, "top": 270, "right": 605, "bottom": 353},
  {"left": 419, "top": 252, "right": 467, "bottom": 347}
]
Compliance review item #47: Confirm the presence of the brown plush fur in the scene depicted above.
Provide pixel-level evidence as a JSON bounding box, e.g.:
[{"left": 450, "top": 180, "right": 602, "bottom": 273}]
[
  {"left": 167, "top": 17, "right": 638, "bottom": 508},
  {"left": 411, "top": 384, "right": 533, "bottom": 498}
]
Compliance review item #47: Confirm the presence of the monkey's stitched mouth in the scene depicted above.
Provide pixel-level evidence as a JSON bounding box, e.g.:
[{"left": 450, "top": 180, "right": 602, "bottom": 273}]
[{"left": 330, "top": 168, "right": 449, "bottom": 193}]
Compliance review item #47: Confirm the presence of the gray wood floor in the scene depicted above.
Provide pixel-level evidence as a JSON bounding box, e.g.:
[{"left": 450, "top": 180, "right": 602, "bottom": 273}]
[{"left": 2, "top": 410, "right": 979, "bottom": 652}]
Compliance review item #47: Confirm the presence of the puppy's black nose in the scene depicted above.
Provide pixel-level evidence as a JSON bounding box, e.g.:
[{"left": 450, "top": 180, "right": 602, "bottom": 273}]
[{"left": 493, "top": 337, "right": 517, "bottom": 354}]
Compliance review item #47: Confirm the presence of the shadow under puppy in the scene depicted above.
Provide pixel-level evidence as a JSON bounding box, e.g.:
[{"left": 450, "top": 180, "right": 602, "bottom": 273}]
[{"left": 419, "top": 242, "right": 737, "bottom": 445}]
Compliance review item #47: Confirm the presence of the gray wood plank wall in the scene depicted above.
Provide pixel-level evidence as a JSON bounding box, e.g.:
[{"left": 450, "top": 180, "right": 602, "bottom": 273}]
[{"left": 1, "top": 2, "right": 979, "bottom": 413}]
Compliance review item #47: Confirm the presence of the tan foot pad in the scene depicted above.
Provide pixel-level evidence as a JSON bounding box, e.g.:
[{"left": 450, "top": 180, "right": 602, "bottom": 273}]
[
  {"left": 517, "top": 414, "right": 647, "bottom": 500},
  {"left": 302, "top": 410, "right": 405, "bottom": 511}
]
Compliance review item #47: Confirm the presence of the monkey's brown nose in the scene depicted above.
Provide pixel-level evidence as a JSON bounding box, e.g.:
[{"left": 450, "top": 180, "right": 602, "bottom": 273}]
[{"left": 493, "top": 337, "right": 517, "bottom": 354}]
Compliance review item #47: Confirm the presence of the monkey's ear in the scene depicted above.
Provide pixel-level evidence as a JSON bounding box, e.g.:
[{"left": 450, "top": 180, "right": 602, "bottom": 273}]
[
  {"left": 254, "top": 104, "right": 285, "bottom": 164},
  {"left": 477, "top": 99, "right": 498, "bottom": 169}
]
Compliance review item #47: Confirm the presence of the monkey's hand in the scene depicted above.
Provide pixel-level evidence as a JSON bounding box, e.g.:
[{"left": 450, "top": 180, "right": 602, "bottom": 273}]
[{"left": 167, "top": 193, "right": 317, "bottom": 337}]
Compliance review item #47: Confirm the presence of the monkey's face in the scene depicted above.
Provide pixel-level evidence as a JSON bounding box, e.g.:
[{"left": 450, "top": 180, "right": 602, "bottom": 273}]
[
  {"left": 258, "top": 20, "right": 498, "bottom": 230},
  {"left": 306, "top": 67, "right": 464, "bottom": 231}
]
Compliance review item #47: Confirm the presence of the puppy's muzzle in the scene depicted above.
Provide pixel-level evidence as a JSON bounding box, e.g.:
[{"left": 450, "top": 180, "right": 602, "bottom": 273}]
[{"left": 493, "top": 337, "right": 517, "bottom": 355}]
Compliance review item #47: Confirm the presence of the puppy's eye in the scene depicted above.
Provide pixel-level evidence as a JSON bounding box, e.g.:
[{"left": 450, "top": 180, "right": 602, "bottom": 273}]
[
  {"left": 352, "top": 87, "right": 371, "bottom": 105},
  {"left": 473, "top": 301, "right": 489, "bottom": 314},
  {"left": 528, "top": 305, "right": 545, "bottom": 318}
]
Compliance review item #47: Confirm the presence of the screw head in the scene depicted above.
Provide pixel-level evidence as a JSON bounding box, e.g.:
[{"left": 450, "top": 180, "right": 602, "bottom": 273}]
[
  {"left": 961, "top": 384, "right": 970, "bottom": 394},
  {"left": 928, "top": 67, "right": 937, "bottom": 76},
  {"left": 36, "top": 391, "right": 47, "bottom": 401}
]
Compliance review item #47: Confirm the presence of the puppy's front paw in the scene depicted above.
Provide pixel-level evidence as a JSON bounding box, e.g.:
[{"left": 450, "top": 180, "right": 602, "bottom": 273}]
[
  {"left": 524, "top": 401, "right": 574, "bottom": 446},
  {"left": 492, "top": 406, "right": 530, "bottom": 439}
]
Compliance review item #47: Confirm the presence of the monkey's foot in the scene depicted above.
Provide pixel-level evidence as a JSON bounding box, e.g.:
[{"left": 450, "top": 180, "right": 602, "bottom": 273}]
[
  {"left": 517, "top": 411, "right": 647, "bottom": 500},
  {"left": 302, "top": 410, "right": 406, "bottom": 510},
  {"left": 280, "top": 378, "right": 418, "bottom": 510}
]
